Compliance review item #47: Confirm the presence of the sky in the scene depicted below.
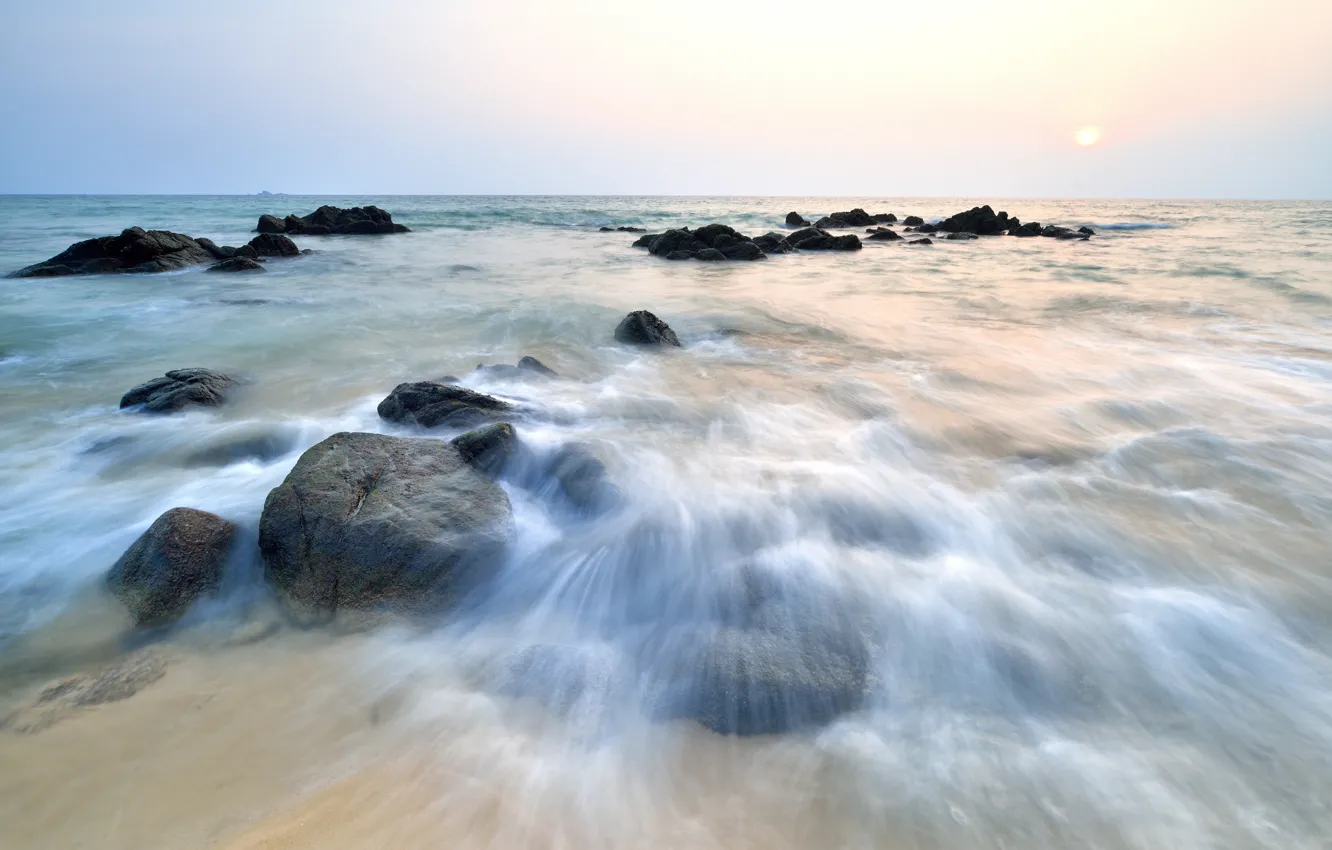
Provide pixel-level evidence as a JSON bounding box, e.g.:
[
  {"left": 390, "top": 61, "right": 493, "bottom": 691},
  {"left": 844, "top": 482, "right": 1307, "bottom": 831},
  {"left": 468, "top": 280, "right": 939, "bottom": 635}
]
[{"left": 1, "top": 0, "right": 1330, "bottom": 197}]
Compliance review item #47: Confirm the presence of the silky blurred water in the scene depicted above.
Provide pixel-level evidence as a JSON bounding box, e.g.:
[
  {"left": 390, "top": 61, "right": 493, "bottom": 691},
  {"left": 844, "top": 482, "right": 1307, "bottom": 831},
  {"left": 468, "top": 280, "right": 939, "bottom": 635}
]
[{"left": 1, "top": 196, "right": 1331, "bottom": 850}]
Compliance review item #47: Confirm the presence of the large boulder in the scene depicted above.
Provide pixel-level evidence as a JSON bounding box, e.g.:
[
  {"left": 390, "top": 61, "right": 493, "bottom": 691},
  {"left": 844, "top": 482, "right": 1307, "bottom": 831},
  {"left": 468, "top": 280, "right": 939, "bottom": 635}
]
[
  {"left": 938, "top": 205, "right": 1017, "bottom": 235},
  {"left": 12, "top": 227, "right": 219, "bottom": 277},
  {"left": 253, "top": 205, "right": 410, "bottom": 235},
  {"left": 614, "top": 310, "right": 681, "bottom": 346},
  {"left": 257, "top": 432, "right": 513, "bottom": 620},
  {"left": 106, "top": 508, "right": 238, "bottom": 627},
  {"left": 785, "top": 211, "right": 811, "bottom": 227},
  {"left": 119, "top": 368, "right": 236, "bottom": 413},
  {"left": 246, "top": 233, "right": 300, "bottom": 257},
  {"left": 633, "top": 223, "right": 767, "bottom": 262},
  {"left": 377, "top": 382, "right": 513, "bottom": 429},
  {"left": 787, "top": 228, "right": 862, "bottom": 251},
  {"left": 813, "top": 209, "right": 895, "bottom": 229}
]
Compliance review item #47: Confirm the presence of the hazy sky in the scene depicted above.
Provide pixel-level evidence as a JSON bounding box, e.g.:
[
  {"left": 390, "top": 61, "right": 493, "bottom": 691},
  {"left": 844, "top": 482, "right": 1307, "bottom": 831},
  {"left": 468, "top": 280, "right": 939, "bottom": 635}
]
[{"left": 2, "top": 0, "right": 1330, "bottom": 197}]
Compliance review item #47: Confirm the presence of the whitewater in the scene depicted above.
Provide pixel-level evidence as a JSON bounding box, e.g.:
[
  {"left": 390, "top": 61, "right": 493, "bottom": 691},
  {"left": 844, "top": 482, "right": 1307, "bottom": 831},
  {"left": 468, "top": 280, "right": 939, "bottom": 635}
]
[{"left": 1, "top": 195, "right": 1330, "bottom": 850}]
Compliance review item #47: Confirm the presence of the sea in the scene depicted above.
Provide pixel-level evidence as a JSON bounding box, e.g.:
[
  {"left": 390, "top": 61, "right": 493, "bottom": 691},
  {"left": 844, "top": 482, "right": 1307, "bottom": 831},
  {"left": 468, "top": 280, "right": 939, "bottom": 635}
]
[{"left": 1, "top": 195, "right": 1330, "bottom": 850}]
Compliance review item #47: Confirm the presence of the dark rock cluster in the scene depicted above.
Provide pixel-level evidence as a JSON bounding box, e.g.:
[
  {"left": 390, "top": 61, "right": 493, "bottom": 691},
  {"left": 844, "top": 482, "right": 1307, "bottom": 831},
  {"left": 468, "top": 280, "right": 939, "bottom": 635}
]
[
  {"left": 814, "top": 208, "right": 897, "bottom": 228},
  {"left": 633, "top": 224, "right": 767, "bottom": 262},
  {"left": 11, "top": 226, "right": 311, "bottom": 277},
  {"left": 256, "top": 205, "right": 409, "bottom": 236}
]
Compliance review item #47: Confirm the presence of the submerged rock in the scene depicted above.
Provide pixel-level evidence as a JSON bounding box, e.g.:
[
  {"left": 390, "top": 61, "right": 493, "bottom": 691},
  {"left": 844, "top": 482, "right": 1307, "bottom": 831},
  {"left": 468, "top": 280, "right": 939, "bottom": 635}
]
[
  {"left": 916, "top": 223, "right": 940, "bottom": 234},
  {"left": 1078, "top": 226, "right": 1096, "bottom": 236},
  {"left": 908, "top": 237, "right": 933, "bottom": 245},
  {"left": 377, "top": 382, "right": 513, "bottom": 429},
  {"left": 454, "top": 423, "right": 621, "bottom": 517},
  {"left": 614, "top": 310, "right": 681, "bottom": 347},
  {"left": 902, "top": 215, "right": 925, "bottom": 227},
  {"left": 106, "top": 507, "right": 238, "bottom": 627},
  {"left": 246, "top": 233, "right": 300, "bottom": 257},
  {"left": 253, "top": 205, "right": 410, "bottom": 235},
  {"left": 119, "top": 368, "right": 237, "bottom": 413},
  {"left": 1042, "top": 225, "right": 1091, "bottom": 240},
  {"left": 207, "top": 256, "right": 265, "bottom": 273},
  {"left": 634, "top": 223, "right": 768, "bottom": 262},
  {"left": 1, "top": 653, "right": 168, "bottom": 734},
  {"left": 787, "top": 228, "right": 862, "bottom": 251},
  {"left": 945, "top": 232, "right": 979, "bottom": 241},
  {"left": 474, "top": 355, "right": 558, "bottom": 380},
  {"left": 599, "top": 226, "right": 646, "bottom": 232},
  {"left": 813, "top": 209, "right": 895, "bottom": 229},
  {"left": 785, "top": 211, "right": 811, "bottom": 227},
  {"left": 12, "top": 227, "right": 220, "bottom": 277},
  {"left": 258, "top": 432, "right": 512, "bottom": 621}
]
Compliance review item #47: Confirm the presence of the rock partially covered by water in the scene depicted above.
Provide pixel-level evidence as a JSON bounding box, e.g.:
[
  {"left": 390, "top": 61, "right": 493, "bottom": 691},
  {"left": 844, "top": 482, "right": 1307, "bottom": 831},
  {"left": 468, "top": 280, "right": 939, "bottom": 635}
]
[
  {"left": 752, "top": 232, "right": 794, "bottom": 254},
  {"left": 246, "top": 233, "right": 300, "bottom": 257},
  {"left": 939, "top": 205, "right": 1016, "bottom": 236},
  {"left": 945, "top": 232, "right": 979, "bottom": 241},
  {"left": 1042, "top": 225, "right": 1092, "bottom": 240},
  {"left": 12, "top": 227, "right": 221, "bottom": 277},
  {"left": 453, "top": 423, "right": 621, "bottom": 517},
  {"left": 1, "top": 653, "right": 167, "bottom": 733},
  {"left": 106, "top": 507, "right": 237, "bottom": 627},
  {"left": 903, "top": 215, "right": 925, "bottom": 227},
  {"left": 785, "top": 211, "right": 811, "bottom": 227},
  {"left": 866, "top": 228, "right": 902, "bottom": 241},
  {"left": 909, "top": 237, "right": 933, "bottom": 245},
  {"left": 1009, "top": 221, "right": 1043, "bottom": 237},
  {"left": 377, "top": 382, "right": 513, "bottom": 429},
  {"left": 599, "top": 225, "right": 646, "bottom": 232},
  {"left": 258, "top": 432, "right": 513, "bottom": 621},
  {"left": 451, "top": 422, "right": 521, "bottom": 476},
  {"left": 120, "top": 368, "right": 237, "bottom": 413},
  {"left": 634, "top": 224, "right": 767, "bottom": 262},
  {"left": 254, "top": 205, "right": 410, "bottom": 235},
  {"left": 207, "top": 256, "right": 265, "bottom": 273},
  {"left": 615, "top": 310, "right": 681, "bottom": 347},
  {"left": 814, "top": 209, "right": 896, "bottom": 228},
  {"left": 474, "top": 355, "right": 558, "bottom": 380},
  {"left": 787, "top": 228, "right": 862, "bottom": 251}
]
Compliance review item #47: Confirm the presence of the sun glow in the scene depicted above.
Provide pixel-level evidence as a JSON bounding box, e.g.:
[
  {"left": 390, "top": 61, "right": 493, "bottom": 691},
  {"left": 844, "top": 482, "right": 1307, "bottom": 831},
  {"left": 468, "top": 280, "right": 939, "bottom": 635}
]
[{"left": 1075, "top": 126, "right": 1102, "bottom": 147}]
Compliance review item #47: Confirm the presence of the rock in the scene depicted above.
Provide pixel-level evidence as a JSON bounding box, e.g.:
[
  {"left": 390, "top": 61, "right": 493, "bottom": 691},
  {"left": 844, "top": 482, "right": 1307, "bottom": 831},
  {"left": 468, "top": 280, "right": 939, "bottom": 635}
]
[
  {"left": 253, "top": 205, "right": 409, "bottom": 235},
  {"left": 1040, "top": 225, "right": 1090, "bottom": 240},
  {"left": 1009, "top": 221, "right": 1043, "bottom": 237},
  {"left": 866, "top": 228, "right": 902, "bottom": 241},
  {"left": 518, "top": 355, "right": 557, "bottom": 376},
  {"left": 916, "top": 223, "right": 939, "bottom": 234},
  {"left": 451, "top": 422, "right": 520, "bottom": 476},
  {"left": 752, "top": 232, "right": 793, "bottom": 254},
  {"left": 246, "top": 233, "right": 300, "bottom": 258},
  {"left": 106, "top": 508, "right": 238, "bottom": 627},
  {"left": 614, "top": 310, "right": 681, "bottom": 347},
  {"left": 600, "top": 226, "right": 645, "bottom": 232},
  {"left": 207, "top": 256, "right": 265, "bottom": 273},
  {"left": 194, "top": 237, "right": 233, "bottom": 259},
  {"left": 256, "top": 214, "right": 286, "bottom": 234},
  {"left": 787, "top": 228, "right": 862, "bottom": 251},
  {"left": 908, "top": 237, "right": 933, "bottom": 245},
  {"left": 474, "top": 355, "right": 558, "bottom": 381},
  {"left": 1, "top": 653, "right": 167, "bottom": 734},
  {"left": 785, "top": 211, "right": 811, "bottom": 227},
  {"left": 1078, "top": 226, "right": 1095, "bottom": 236},
  {"left": 633, "top": 223, "right": 767, "bottom": 262},
  {"left": 540, "top": 444, "right": 619, "bottom": 515},
  {"left": 185, "top": 427, "right": 299, "bottom": 467},
  {"left": 12, "top": 227, "right": 220, "bottom": 277},
  {"left": 258, "top": 432, "right": 513, "bottom": 620},
  {"left": 938, "top": 205, "right": 1016, "bottom": 235},
  {"left": 120, "top": 368, "right": 236, "bottom": 413},
  {"left": 902, "top": 216, "right": 925, "bottom": 227},
  {"left": 377, "top": 382, "right": 513, "bottom": 429},
  {"left": 945, "top": 232, "right": 979, "bottom": 240},
  {"left": 813, "top": 208, "right": 892, "bottom": 229}
]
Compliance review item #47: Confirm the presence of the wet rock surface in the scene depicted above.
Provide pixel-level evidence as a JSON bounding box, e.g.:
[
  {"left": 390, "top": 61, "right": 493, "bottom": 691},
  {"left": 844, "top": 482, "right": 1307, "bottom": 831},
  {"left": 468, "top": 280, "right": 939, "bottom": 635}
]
[
  {"left": 255, "top": 205, "right": 409, "bottom": 235},
  {"left": 614, "top": 310, "right": 681, "bottom": 347},
  {"left": 106, "top": 507, "right": 238, "bottom": 627},
  {"left": 377, "top": 382, "right": 514, "bottom": 429},
  {"left": 119, "top": 368, "right": 237, "bottom": 413},
  {"left": 13, "top": 228, "right": 221, "bottom": 277}
]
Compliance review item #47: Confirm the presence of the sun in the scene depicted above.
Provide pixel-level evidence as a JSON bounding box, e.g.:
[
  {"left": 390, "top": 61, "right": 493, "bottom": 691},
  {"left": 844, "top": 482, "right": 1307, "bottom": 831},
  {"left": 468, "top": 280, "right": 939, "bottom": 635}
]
[{"left": 1075, "top": 126, "right": 1102, "bottom": 147}]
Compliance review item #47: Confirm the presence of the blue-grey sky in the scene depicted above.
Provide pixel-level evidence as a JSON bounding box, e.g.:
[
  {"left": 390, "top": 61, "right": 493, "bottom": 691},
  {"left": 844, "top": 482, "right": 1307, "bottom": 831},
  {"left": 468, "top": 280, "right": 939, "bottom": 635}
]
[{"left": 2, "top": 0, "right": 1330, "bottom": 197}]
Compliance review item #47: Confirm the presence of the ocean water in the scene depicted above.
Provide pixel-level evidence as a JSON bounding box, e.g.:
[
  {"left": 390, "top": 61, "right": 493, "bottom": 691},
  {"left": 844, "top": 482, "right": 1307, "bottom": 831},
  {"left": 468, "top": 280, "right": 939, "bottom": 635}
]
[{"left": 1, "top": 195, "right": 1331, "bottom": 850}]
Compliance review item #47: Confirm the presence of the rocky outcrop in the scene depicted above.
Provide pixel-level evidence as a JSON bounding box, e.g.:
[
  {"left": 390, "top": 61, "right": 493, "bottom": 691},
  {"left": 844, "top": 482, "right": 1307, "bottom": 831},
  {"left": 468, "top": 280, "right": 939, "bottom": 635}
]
[
  {"left": 814, "top": 209, "right": 896, "bottom": 229},
  {"left": 377, "top": 382, "right": 513, "bottom": 429},
  {"left": 902, "top": 215, "right": 925, "bottom": 227},
  {"left": 866, "top": 228, "right": 902, "bottom": 241},
  {"left": 246, "top": 233, "right": 300, "bottom": 257},
  {"left": 787, "top": 228, "right": 862, "bottom": 251},
  {"left": 120, "top": 368, "right": 237, "bottom": 413},
  {"left": 1009, "top": 221, "right": 1043, "bottom": 237},
  {"left": 254, "top": 205, "right": 410, "bottom": 235},
  {"left": 207, "top": 257, "right": 265, "bottom": 273},
  {"left": 785, "top": 211, "right": 811, "bottom": 227},
  {"left": 106, "top": 508, "right": 237, "bottom": 627},
  {"left": 258, "top": 432, "right": 512, "bottom": 621},
  {"left": 614, "top": 310, "right": 681, "bottom": 347},
  {"left": 939, "top": 205, "right": 1019, "bottom": 235},
  {"left": 13, "top": 228, "right": 221, "bottom": 277},
  {"left": 634, "top": 224, "right": 767, "bottom": 262}
]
